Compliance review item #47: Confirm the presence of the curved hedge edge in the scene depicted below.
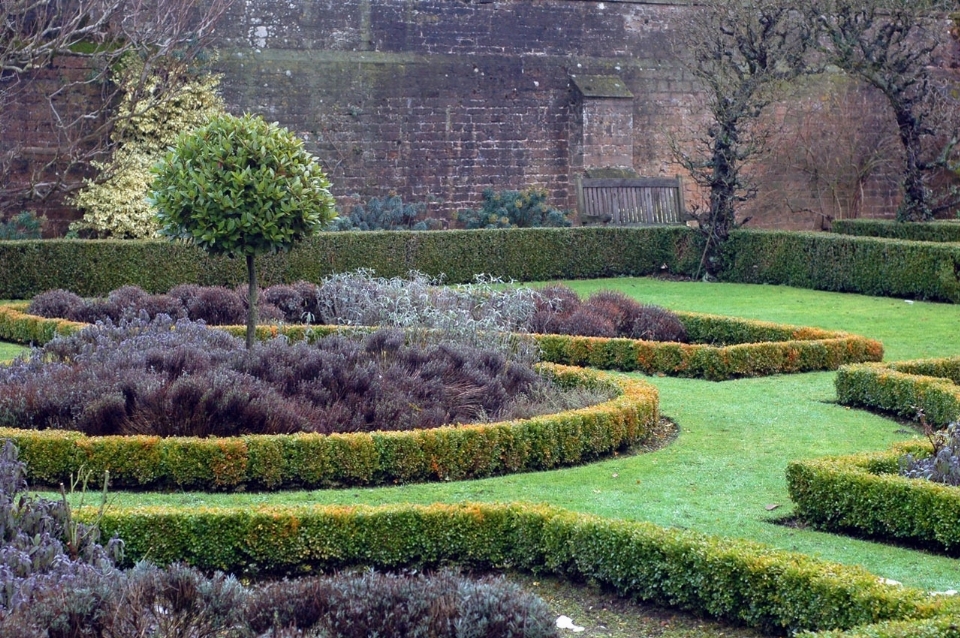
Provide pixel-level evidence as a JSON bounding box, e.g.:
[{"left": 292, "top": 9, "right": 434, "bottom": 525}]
[
  {"left": 227, "top": 315, "right": 883, "bottom": 382},
  {"left": 785, "top": 442, "right": 960, "bottom": 552},
  {"left": 836, "top": 361, "right": 960, "bottom": 427},
  {"left": 84, "top": 501, "right": 945, "bottom": 636},
  {"left": 3, "top": 364, "right": 657, "bottom": 491},
  {"left": 0, "top": 303, "right": 84, "bottom": 345},
  {"left": 1, "top": 305, "right": 884, "bottom": 380}
]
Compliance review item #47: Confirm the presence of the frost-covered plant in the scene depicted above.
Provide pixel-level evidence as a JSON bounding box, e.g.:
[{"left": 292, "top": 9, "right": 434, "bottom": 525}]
[
  {"left": 70, "top": 60, "right": 226, "bottom": 239},
  {"left": 328, "top": 194, "right": 445, "bottom": 231},
  {"left": 900, "top": 421, "right": 960, "bottom": 486},
  {"left": 314, "top": 270, "right": 543, "bottom": 362}
]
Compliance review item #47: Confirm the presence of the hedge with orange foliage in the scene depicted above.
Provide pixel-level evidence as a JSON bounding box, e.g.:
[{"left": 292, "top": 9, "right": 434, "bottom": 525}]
[
  {"left": 3, "top": 364, "right": 656, "bottom": 491},
  {"left": 0, "top": 303, "right": 882, "bottom": 381},
  {"left": 88, "top": 501, "right": 949, "bottom": 637}
]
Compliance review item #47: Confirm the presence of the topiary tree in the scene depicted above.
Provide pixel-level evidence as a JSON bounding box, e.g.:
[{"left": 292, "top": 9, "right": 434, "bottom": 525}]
[{"left": 150, "top": 113, "right": 336, "bottom": 347}]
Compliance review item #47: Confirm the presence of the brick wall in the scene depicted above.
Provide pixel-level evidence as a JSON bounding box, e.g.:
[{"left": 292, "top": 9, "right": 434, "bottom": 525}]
[{"left": 6, "top": 0, "right": 936, "bottom": 232}]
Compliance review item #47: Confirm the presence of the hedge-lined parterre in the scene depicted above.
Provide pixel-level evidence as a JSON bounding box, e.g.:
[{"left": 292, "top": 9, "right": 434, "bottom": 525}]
[
  {"left": 836, "top": 358, "right": 960, "bottom": 427},
  {"left": 84, "top": 501, "right": 955, "bottom": 637},
  {"left": 0, "top": 304, "right": 883, "bottom": 381},
  {"left": 786, "top": 441, "right": 960, "bottom": 553},
  {"left": 2, "top": 363, "right": 656, "bottom": 490}
]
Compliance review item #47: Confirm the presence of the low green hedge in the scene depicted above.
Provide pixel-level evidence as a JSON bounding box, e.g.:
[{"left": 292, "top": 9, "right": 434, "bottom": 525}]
[
  {"left": 0, "top": 305, "right": 884, "bottom": 381},
  {"left": 721, "top": 230, "right": 960, "bottom": 303},
  {"left": 85, "top": 501, "right": 948, "bottom": 636},
  {"left": 786, "top": 442, "right": 960, "bottom": 552},
  {"left": 0, "top": 227, "right": 700, "bottom": 298},
  {"left": 836, "top": 359, "right": 960, "bottom": 427},
  {"left": 4, "top": 364, "right": 657, "bottom": 491},
  {"left": 534, "top": 311, "right": 883, "bottom": 381},
  {"left": 832, "top": 220, "right": 960, "bottom": 243}
]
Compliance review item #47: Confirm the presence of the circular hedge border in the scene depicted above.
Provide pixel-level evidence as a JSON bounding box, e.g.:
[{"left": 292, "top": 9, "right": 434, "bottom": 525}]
[{"left": 1, "top": 363, "right": 657, "bottom": 491}]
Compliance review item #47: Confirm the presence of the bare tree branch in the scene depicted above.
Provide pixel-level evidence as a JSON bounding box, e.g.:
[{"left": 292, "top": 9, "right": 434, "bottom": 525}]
[
  {"left": 672, "top": 0, "right": 810, "bottom": 278},
  {"left": 805, "top": 0, "right": 959, "bottom": 221},
  {"left": 0, "top": 0, "right": 232, "bottom": 218}
]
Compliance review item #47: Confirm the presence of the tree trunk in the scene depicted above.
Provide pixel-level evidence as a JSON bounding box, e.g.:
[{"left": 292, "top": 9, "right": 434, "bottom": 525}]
[{"left": 246, "top": 254, "right": 258, "bottom": 349}]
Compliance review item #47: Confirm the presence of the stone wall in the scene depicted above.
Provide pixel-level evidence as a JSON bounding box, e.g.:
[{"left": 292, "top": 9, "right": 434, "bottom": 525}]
[{"left": 8, "top": 0, "right": 931, "bottom": 232}]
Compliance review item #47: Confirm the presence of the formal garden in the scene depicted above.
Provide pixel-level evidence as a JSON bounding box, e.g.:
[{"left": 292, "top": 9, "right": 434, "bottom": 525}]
[{"left": 2, "top": 0, "right": 960, "bottom": 632}]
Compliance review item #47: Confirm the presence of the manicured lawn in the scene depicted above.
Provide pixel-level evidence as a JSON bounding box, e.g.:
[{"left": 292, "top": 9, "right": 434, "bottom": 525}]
[
  {"left": 8, "top": 279, "right": 960, "bottom": 591},
  {"left": 0, "top": 341, "right": 25, "bottom": 362}
]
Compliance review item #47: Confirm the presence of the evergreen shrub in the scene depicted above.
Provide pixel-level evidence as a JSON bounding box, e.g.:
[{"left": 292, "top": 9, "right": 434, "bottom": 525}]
[
  {"left": 831, "top": 219, "right": 960, "bottom": 243},
  {"left": 721, "top": 230, "right": 960, "bottom": 303},
  {"left": 836, "top": 358, "right": 960, "bottom": 427},
  {"left": 0, "top": 226, "right": 699, "bottom": 299},
  {"left": 786, "top": 441, "right": 960, "bottom": 553},
  {"left": 90, "top": 501, "right": 945, "bottom": 636}
]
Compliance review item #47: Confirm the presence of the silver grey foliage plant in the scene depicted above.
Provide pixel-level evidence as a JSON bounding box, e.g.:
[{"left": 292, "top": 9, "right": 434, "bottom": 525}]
[{"left": 314, "top": 269, "right": 545, "bottom": 364}]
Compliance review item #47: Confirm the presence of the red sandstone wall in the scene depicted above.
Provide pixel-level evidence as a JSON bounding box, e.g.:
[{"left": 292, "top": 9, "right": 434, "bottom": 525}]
[{"left": 5, "top": 0, "right": 930, "bottom": 232}]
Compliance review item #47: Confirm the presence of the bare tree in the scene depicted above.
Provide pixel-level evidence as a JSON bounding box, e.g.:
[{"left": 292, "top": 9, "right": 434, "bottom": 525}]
[
  {"left": 0, "top": 0, "right": 231, "bottom": 217},
  {"left": 673, "top": 0, "right": 811, "bottom": 278},
  {"left": 806, "top": 0, "right": 959, "bottom": 222},
  {"left": 782, "top": 78, "right": 900, "bottom": 224}
]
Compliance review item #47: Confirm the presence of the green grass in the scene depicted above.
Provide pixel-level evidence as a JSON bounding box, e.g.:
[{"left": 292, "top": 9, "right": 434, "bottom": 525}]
[
  {"left": 8, "top": 280, "right": 960, "bottom": 592},
  {"left": 0, "top": 341, "right": 26, "bottom": 362}
]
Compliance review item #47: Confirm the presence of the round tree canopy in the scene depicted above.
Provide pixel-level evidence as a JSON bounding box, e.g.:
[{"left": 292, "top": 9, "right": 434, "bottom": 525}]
[{"left": 150, "top": 113, "right": 336, "bottom": 257}]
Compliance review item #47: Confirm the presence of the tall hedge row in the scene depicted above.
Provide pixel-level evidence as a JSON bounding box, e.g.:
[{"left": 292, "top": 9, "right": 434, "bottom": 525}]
[
  {"left": 832, "top": 220, "right": 960, "bottom": 243},
  {"left": 88, "top": 502, "right": 944, "bottom": 636},
  {"left": 0, "top": 227, "right": 700, "bottom": 298},
  {"left": 4, "top": 227, "right": 960, "bottom": 303},
  {"left": 720, "top": 230, "right": 960, "bottom": 303}
]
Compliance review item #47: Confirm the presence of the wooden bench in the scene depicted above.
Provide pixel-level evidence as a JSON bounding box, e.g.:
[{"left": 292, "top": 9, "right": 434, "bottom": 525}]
[{"left": 576, "top": 176, "right": 685, "bottom": 225}]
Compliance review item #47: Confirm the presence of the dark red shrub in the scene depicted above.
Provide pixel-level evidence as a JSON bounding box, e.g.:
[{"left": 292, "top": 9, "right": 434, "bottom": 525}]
[
  {"left": 628, "top": 304, "right": 689, "bottom": 343},
  {"left": 26, "top": 289, "right": 86, "bottom": 320},
  {"left": 107, "top": 285, "right": 150, "bottom": 311},
  {"left": 185, "top": 286, "right": 246, "bottom": 325},
  {"left": 556, "top": 308, "right": 616, "bottom": 338}
]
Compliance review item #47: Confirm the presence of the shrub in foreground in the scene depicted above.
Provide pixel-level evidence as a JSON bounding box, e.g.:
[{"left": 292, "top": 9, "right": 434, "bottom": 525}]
[
  {"left": 0, "top": 440, "right": 556, "bottom": 638},
  {"left": 93, "top": 501, "right": 945, "bottom": 637}
]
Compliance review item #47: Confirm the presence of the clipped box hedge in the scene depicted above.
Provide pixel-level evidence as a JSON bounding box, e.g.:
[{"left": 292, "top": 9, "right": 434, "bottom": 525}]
[
  {"left": 534, "top": 311, "right": 883, "bottom": 381},
  {"left": 3, "top": 364, "right": 657, "bottom": 491},
  {"left": 832, "top": 219, "right": 960, "bottom": 243},
  {"left": 786, "top": 441, "right": 960, "bottom": 552},
  {"left": 721, "top": 230, "right": 960, "bottom": 303},
  {"left": 0, "top": 227, "right": 700, "bottom": 299},
  {"left": 836, "top": 358, "right": 960, "bottom": 427},
  {"left": 4, "top": 228, "right": 960, "bottom": 304},
  {"left": 86, "top": 501, "right": 950, "bottom": 637},
  {"left": 0, "top": 304, "right": 884, "bottom": 381}
]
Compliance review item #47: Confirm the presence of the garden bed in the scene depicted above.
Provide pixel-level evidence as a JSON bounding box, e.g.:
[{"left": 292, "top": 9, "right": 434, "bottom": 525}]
[
  {"left": 785, "top": 441, "right": 960, "bottom": 553},
  {"left": 86, "top": 501, "right": 953, "bottom": 637},
  {"left": 836, "top": 358, "right": 960, "bottom": 426},
  {"left": 0, "top": 302, "right": 883, "bottom": 381},
  {"left": 2, "top": 362, "right": 656, "bottom": 491}
]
